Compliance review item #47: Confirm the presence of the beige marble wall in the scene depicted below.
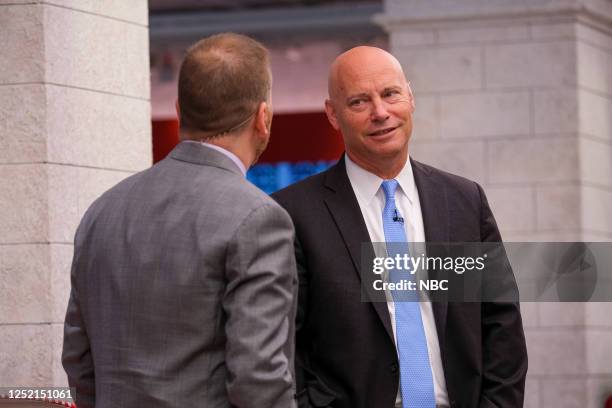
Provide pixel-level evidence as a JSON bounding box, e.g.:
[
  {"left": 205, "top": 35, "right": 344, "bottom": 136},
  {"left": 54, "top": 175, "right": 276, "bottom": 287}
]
[
  {"left": 0, "top": 1, "right": 150, "bottom": 387},
  {"left": 379, "top": 1, "right": 612, "bottom": 406}
]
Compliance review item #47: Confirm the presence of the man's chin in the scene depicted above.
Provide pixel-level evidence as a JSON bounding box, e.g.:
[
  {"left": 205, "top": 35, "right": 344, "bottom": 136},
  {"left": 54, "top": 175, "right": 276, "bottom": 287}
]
[{"left": 367, "top": 140, "right": 408, "bottom": 159}]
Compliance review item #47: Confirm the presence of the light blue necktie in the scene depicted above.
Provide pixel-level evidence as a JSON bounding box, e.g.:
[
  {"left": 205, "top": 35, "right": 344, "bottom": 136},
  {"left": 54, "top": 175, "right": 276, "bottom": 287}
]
[{"left": 381, "top": 179, "right": 435, "bottom": 408}]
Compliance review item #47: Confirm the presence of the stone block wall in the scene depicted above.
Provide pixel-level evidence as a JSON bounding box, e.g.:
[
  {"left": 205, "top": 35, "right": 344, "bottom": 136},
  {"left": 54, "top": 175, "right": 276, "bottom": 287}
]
[
  {"left": 379, "top": 0, "right": 612, "bottom": 406},
  {"left": 0, "top": 1, "right": 150, "bottom": 387}
]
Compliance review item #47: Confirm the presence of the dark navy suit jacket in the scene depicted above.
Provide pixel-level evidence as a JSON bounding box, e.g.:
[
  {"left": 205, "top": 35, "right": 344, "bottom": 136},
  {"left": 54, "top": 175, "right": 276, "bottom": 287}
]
[{"left": 273, "top": 156, "right": 527, "bottom": 408}]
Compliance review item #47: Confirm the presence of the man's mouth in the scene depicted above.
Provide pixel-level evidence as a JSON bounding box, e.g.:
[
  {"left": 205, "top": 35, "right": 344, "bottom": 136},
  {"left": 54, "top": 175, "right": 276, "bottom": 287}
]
[{"left": 368, "top": 126, "right": 397, "bottom": 137}]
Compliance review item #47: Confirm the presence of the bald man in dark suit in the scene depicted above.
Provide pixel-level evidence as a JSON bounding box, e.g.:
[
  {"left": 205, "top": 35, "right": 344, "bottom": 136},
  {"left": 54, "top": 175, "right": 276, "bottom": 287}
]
[{"left": 273, "top": 46, "right": 527, "bottom": 408}]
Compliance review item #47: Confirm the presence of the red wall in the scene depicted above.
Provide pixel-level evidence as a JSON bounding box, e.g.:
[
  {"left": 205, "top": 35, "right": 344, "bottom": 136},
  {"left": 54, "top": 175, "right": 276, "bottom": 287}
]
[
  {"left": 152, "top": 111, "right": 344, "bottom": 164},
  {"left": 152, "top": 119, "right": 180, "bottom": 163}
]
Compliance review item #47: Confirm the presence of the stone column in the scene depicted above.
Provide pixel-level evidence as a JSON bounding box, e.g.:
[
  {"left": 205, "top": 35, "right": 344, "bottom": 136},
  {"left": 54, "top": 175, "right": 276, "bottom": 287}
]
[
  {"left": 378, "top": 1, "right": 612, "bottom": 407},
  {"left": 0, "top": 1, "right": 150, "bottom": 387}
]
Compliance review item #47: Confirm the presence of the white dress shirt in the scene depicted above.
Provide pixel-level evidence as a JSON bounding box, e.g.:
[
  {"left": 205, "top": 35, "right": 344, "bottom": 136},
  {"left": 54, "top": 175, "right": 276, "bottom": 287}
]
[{"left": 344, "top": 154, "right": 449, "bottom": 408}]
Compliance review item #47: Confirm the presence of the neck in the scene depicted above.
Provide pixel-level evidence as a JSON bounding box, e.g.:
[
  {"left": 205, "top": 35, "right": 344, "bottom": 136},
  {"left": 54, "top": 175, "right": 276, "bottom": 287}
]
[
  {"left": 347, "top": 152, "right": 408, "bottom": 180},
  {"left": 181, "top": 130, "right": 254, "bottom": 169},
  {"left": 205, "top": 137, "right": 253, "bottom": 170}
]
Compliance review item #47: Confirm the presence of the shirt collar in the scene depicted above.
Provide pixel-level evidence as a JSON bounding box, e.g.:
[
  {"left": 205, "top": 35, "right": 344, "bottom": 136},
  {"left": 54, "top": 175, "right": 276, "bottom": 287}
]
[
  {"left": 185, "top": 140, "right": 247, "bottom": 176},
  {"left": 344, "top": 153, "right": 417, "bottom": 205}
]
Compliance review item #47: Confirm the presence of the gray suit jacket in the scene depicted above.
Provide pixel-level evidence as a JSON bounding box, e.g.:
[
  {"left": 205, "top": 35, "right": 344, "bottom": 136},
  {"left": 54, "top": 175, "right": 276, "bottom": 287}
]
[{"left": 62, "top": 141, "right": 298, "bottom": 408}]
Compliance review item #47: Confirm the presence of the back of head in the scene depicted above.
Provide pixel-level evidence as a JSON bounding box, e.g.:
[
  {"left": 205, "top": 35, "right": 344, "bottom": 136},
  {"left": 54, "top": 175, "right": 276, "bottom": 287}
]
[{"left": 178, "top": 33, "right": 271, "bottom": 140}]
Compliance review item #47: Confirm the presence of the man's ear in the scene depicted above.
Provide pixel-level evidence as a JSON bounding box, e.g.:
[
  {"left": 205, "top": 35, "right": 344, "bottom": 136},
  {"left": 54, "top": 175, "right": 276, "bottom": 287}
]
[
  {"left": 406, "top": 82, "right": 415, "bottom": 114},
  {"left": 175, "top": 100, "right": 181, "bottom": 126},
  {"left": 324, "top": 99, "right": 340, "bottom": 131},
  {"left": 254, "top": 101, "right": 270, "bottom": 135}
]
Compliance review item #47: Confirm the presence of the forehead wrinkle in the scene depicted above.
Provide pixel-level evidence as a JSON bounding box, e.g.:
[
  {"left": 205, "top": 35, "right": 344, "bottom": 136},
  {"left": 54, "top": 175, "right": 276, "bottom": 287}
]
[
  {"left": 342, "top": 71, "right": 406, "bottom": 100},
  {"left": 328, "top": 48, "right": 408, "bottom": 104},
  {"left": 328, "top": 52, "right": 407, "bottom": 99}
]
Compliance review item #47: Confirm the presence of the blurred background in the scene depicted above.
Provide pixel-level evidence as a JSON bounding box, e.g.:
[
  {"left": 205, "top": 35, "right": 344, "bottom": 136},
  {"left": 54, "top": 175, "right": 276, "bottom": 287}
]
[
  {"left": 1, "top": 0, "right": 611, "bottom": 407},
  {"left": 149, "top": 0, "right": 386, "bottom": 192}
]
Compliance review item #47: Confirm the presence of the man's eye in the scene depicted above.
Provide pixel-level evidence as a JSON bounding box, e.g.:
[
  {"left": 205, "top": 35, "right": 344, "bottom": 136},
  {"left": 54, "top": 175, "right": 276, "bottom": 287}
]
[
  {"left": 349, "top": 99, "right": 363, "bottom": 107},
  {"left": 384, "top": 90, "right": 400, "bottom": 98}
]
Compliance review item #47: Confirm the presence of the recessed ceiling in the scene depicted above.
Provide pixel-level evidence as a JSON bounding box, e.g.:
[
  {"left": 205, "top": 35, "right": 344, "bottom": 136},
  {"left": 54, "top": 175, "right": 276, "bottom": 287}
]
[{"left": 149, "top": 0, "right": 381, "bottom": 13}]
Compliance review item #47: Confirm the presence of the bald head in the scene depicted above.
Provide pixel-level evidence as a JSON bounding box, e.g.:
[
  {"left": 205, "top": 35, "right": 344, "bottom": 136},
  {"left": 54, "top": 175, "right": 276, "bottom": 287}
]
[
  {"left": 328, "top": 46, "right": 407, "bottom": 101},
  {"left": 323, "top": 45, "right": 415, "bottom": 179}
]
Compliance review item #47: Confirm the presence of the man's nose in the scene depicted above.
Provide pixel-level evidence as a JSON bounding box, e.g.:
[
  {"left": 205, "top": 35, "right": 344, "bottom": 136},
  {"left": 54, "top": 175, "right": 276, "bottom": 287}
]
[{"left": 370, "top": 98, "right": 390, "bottom": 122}]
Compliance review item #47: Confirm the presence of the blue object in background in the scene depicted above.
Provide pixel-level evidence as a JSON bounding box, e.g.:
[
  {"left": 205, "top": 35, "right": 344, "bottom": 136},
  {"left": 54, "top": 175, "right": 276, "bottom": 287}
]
[{"left": 247, "top": 161, "right": 335, "bottom": 194}]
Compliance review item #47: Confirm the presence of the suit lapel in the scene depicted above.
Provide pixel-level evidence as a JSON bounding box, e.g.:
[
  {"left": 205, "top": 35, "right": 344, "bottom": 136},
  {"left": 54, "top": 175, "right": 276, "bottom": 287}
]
[
  {"left": 411, "top": 159, "right": 449, "bottom": 356},
  {"left": 322, "top": 158, "right": 395, "bottom": 341},
  {"left": 318, "top": 158, "right": 453, "bottom": 348}
]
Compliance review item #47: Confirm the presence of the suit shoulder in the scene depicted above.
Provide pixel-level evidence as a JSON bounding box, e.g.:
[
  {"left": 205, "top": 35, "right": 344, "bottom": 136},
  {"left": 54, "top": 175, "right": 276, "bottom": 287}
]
[
  {"left": 188, "top": 170, "right": 292, "bottom": 228},
  {"left": 84, "top": 167, "right": 147, "bottom": 213},
  {"left": 271, "top": 168, "right": 328, "bottom": 207},
  {"left": 413, "top": 160, "right": 481, "bottom": 195},
  {"left": 233, "top": 174, "right": 285, "bottom": 210},
  {"left": 225, "top": 182, "right": 295, "bottom": 241},
  {"left": 73, "top": 167, "right": 149, "bottom": 241}
]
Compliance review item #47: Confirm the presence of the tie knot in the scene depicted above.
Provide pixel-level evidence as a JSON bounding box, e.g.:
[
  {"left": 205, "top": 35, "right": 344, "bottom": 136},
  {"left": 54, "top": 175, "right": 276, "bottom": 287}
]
[{"left": 381, "top": 179, "right": 399, "bottom": 202}]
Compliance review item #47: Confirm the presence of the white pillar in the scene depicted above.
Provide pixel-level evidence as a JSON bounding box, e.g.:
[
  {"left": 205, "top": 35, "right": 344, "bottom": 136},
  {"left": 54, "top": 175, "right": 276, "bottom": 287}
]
[
  {"left": 0, "top": 1, "right": 151, "bottom": 386},
  {"left": 378, "top": 1, "right": 612, "bottom": 407}
]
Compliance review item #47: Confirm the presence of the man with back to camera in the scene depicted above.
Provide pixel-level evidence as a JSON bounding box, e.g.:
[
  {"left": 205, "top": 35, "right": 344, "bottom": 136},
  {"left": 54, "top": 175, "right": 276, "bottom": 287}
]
[
  {"left": 62, "top": 33, "right": 298, "bottom": 408},
  {"left": 272, "top": 46, "right": 528, "bottom": 408}
]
